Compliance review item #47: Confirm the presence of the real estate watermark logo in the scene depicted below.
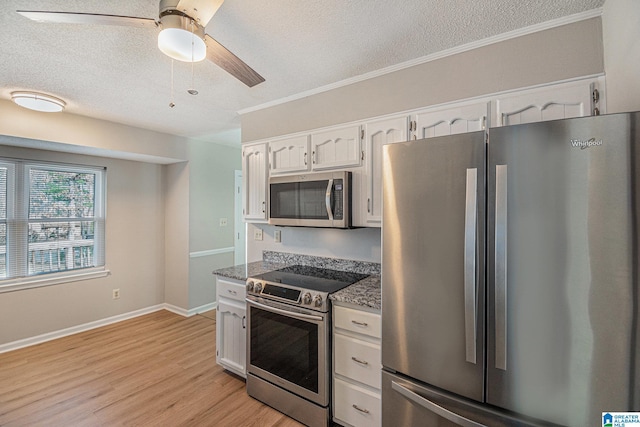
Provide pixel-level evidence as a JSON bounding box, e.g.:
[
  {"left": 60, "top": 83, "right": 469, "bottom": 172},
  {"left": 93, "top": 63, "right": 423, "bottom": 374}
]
[{"left": 603, "top": 412, "right": 640, "bottom": 427}]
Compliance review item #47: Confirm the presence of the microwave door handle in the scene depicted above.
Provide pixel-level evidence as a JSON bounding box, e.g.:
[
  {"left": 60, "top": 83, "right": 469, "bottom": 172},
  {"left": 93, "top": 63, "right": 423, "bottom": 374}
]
[{"left": 325, "top": 178, "right": 334, "bottom": 220}]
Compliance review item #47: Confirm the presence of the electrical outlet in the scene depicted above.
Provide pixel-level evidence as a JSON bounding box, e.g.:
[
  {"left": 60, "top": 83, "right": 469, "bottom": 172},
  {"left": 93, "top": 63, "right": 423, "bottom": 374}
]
[
  {"left": 219, "top": 218, "right": 228, "bottom": 227},
  {"left": 112, "top": 289, "right": 120, "bottom": 299},
  {"left": 254, "top": 228, "right": 263, "bottom": 241},
  {"left": 274, "top": 230, "right": 282, "bottom": 243}
]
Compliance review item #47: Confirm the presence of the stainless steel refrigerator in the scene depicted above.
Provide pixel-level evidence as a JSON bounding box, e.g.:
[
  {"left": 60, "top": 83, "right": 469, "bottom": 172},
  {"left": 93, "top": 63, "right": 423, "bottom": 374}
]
[{"left": 381, "top": 112, "right": 640, "bottom": 427}]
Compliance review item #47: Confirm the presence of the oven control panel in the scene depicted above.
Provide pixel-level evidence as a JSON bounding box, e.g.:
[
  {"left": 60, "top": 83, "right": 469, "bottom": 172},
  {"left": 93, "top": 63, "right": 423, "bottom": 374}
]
[{"left": 246, "top": 279, "right": 328, "bottom": 311}]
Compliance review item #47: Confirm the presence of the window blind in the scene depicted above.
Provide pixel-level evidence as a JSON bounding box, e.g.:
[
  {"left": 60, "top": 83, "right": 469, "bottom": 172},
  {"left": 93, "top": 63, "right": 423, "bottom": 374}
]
[{"left": 0, "top": 158, "right": 106, "bottom": 283}]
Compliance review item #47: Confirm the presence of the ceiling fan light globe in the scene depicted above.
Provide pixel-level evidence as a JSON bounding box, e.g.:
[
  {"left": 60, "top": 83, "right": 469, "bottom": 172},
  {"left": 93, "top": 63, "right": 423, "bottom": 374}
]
[{"left": 158, "top": 28, "right": 206, "bottom": 62}]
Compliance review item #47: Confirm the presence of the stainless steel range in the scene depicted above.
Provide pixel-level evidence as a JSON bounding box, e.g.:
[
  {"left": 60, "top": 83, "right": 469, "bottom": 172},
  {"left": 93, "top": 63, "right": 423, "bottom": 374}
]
[{"left": 246, "top": 265, "right": 367, "bottom": 427}]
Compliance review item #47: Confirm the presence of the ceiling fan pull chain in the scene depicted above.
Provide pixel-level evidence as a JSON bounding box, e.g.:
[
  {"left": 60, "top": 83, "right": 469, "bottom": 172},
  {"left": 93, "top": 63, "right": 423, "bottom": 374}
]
[
  {"left": 169, "top": 59, "right": 176, "bottom": 108},
  {"left": 187, "top": 19, "right": 199, "bottom": 96}
]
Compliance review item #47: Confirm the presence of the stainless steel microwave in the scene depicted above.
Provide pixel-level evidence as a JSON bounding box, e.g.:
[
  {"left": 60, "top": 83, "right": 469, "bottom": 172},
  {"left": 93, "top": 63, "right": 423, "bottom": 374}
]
[{"left": 268, "top": 171, "right": 352, "bottom": 228}]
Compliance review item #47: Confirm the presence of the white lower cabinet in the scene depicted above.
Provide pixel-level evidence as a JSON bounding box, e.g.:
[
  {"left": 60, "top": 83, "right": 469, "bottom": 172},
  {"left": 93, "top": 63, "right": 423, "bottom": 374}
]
[
  {"left": 215, "top": 276, "right": 247, "bottom": 378},
  {"left": 333, "top": 305, "right": 381, "bottom": 427}
]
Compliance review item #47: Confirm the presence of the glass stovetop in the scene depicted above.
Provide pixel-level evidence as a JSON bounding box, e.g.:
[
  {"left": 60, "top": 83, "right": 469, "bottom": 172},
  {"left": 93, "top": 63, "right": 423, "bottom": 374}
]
[{"left": 252, "top": 265, "right": 368, "bottom": 293}]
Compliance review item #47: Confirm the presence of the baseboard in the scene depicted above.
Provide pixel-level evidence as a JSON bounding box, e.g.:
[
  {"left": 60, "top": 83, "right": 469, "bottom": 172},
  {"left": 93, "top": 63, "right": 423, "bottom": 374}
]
[
  {"left": 0, "top": 301, "right": 218, "bottom": 354},
  {"left": 164, "top": 301, "right": 218, "bottom": 317}
]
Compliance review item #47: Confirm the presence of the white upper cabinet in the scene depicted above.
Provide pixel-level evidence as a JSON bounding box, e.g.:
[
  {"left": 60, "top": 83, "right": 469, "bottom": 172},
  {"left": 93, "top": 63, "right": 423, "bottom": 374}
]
[
  {"left": 269, "top": 135, "right": 310, "bottom": 175},
  {"left": 242, "top": 142, "right": 268, "bottom": 222},
  {"left": 494, "top": 79, "right": 599, "bottom": 126},
  {"left": 414, "top": 101, "right": 489, "bottom": 139},
  {"left": 356, "top": 115, "right": 409, "bottom": 227},
  {"left": 311, "top": 124, "right": 363, "bottom": 170}
]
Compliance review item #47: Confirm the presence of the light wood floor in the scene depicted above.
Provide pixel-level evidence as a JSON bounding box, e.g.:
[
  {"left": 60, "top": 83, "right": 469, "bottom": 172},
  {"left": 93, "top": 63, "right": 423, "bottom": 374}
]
[{"left": 0, "top": 309, "right": 304, "bottom": 427}]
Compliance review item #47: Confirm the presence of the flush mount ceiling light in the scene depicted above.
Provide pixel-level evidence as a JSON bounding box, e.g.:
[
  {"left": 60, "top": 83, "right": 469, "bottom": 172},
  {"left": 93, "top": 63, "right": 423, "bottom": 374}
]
[
  {"left": 11, "top": 91, "right": 66, "bottom": 113},
  {"left": 157, "top": 10, "right": 206, "bottom": 62}
]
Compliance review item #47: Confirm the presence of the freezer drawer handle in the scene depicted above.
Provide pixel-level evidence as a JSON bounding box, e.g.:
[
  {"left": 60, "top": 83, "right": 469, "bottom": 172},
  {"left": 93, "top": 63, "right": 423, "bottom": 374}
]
[
  {"left": 464, "top": 168, "right": 478, "bottom": 364},
  {"left": 495, "top": 164, "right": 508, "bottom": 371},
  {"left": 351, "top": 356, "right": 369, "bottom": 366},
  {"left": 391, "top": 381, "right": 485, "bottom": 427},
  {"left": 351, "top": 320, "right": 368, "bottom": 327},
  {"left": 352, "top": 404, "right": 370, "bottom": 414}
]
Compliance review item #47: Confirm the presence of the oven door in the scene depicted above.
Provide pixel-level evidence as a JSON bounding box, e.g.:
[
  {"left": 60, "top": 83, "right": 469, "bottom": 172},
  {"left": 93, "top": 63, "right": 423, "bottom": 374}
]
[{"left": 247, "top": 295, "right": 329, "bottom": 406}]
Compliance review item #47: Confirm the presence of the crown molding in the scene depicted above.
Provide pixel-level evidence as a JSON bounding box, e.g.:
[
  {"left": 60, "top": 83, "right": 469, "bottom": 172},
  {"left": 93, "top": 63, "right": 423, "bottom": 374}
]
[{"left": 239, "top": 8, "right": 603, "bottom": 115}]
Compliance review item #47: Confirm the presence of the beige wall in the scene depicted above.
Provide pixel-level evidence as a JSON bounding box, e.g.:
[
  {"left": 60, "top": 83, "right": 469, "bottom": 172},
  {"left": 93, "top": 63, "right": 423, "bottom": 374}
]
[
  {"left": 602, "top": 0, "right": 640, "bottom": 113},
  {"left": 187, "top": 140, "right": 241, "bottom": 309},
  {"left": 0, "top": 104, "right": 240, "bottom": 345},
  {"left": 241, "top": 18, "right": 604, "bottom": 142},
  {"left": 0, "top": 99, "right": 187, "bottom": 162},
  {"left": 0, "top": 146, "right": 165, "bottom": 344},
  {"left": 164, "top": 161, "right": 190, "bottom": 310}
]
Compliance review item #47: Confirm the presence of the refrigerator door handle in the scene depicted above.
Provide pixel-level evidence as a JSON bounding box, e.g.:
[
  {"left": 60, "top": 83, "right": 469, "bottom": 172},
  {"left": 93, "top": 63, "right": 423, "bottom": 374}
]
[
  {"left": 495, "top": 164, "right": 508, "bottom": 371},
  {"left": 464, "top": 168, "right": 478, "bottom": 364},
  {"left": 391, "top": 381, "right": 486, "bottom": 427}
]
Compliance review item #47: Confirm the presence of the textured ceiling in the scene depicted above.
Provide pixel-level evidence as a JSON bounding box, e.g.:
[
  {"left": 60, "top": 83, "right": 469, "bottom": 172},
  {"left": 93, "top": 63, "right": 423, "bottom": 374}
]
[{"left": 0, "top": 0, "right": 605, "bottom": 145}]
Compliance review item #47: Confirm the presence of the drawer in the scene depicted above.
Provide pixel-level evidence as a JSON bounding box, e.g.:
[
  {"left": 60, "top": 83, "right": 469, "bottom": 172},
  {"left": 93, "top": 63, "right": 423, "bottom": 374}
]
[
  {"left": 334, "top": 333, "right": 381, "bottom": 389},
  {"left": 334, "top": 377, "right": 381, "bottom": 427},
  {"left": 334, "top": 305, "right": 381, "bottom": 339},
  {"left": 216, "top": 277, "right": 246, "bottom": 302}
]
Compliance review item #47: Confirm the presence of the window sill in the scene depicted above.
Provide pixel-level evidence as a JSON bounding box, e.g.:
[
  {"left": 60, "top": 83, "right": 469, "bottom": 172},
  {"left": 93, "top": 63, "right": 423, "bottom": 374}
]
[{"left": 0, "top": 268, "right": 111, "bottom": 293}]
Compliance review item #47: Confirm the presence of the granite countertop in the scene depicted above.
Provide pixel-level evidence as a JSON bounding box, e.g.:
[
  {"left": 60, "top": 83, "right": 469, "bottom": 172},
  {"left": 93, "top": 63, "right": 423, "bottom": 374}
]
[
  {"left": 212, "top": 260, "right": 287, "bottom": 281},
  {"left": 330, "top": 275, "right": 381, "bottom": 311},
  {"left": 212, "top": 251, "right": 382, "bottom": 310}
]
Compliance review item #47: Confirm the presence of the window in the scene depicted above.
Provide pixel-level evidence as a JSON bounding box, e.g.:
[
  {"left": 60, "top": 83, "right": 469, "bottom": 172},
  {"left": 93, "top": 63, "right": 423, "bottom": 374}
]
[{"left": 0, "top": 158, "right": 106, "bottom": 290}]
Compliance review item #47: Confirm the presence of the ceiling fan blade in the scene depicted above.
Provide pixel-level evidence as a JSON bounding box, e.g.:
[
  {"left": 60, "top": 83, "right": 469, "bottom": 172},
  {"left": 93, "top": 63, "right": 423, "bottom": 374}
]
[
  {"left": 204, "top": 34, "right": 265, "bottom": 88},
  {"left": 175, "top": 0, "right": 224, "bottom": 27},
  {"left": 17, "top": 11, "right": 157, "bottom": 29}
]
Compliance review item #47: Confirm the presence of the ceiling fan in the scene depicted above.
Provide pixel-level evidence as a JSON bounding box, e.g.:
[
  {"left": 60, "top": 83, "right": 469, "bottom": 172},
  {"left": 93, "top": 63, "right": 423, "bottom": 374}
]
[{"left": 17, "top": 0, "right": 265, "bottom": 88}]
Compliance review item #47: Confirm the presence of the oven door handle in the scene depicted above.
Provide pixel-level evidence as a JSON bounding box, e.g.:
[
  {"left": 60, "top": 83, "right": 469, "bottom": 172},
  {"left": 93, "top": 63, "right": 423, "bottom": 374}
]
[{"left": 248, "top": 299, "right": 324, "bottom": 322}]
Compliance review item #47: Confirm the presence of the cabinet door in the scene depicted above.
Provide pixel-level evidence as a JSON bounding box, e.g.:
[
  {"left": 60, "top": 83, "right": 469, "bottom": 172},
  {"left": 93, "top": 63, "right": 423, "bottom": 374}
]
[
  {"left": 311, "top": 125, "right": 362, "bottom": 170},
  {"left": 494, "top": 79, "right": 596, "bottom": 126},
  {"left": 269, "top": 135, "right": 310, "bottom": 174},
  {"left": 242, "top": 143, "right": 268, "bottom": 221},
  {"left": 358, "top": 116, "right": 409, "bottom": 227},
  {"left": 216, "top": 298, "right": 247, "bottom": 377},
  {"left": 415, "top": 102, "right": 489, "bottom": 139}
]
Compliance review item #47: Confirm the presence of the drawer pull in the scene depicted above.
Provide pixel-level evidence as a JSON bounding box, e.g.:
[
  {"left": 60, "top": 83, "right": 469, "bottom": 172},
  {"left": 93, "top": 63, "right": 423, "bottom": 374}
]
[
  {"left": 352, "top": 404, "right": 370, "bottom": 414},
  {"left": 351, "top": 356, "right": 369, "bottom": 366},
  {"left": 228, "top": 289, "right": 238, "bottom": 295},
  {"left": 351, "top": 320, "right": 368, "bottom": 327}
]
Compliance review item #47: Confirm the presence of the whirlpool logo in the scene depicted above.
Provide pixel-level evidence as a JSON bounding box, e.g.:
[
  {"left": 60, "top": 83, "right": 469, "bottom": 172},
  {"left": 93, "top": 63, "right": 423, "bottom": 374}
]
[{"left": 571, "top": 137, "right": 603, "bottom": 149}]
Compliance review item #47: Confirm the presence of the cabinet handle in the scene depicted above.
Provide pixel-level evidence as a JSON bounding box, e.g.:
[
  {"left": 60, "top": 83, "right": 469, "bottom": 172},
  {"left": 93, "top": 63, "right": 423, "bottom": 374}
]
[
  {"left": 262, "top": 201, "right": 265, "bottom": 213},
  {"left": 351, "top": 320, "right": 368, "bottom": 327},
  {"left": 352, "top": 404, "right": 370, "bottom": 414},
  {"left": 367, "top": 198, "right": 371, "bottom": 213},
  {"left": 351, "top": 356, "right": 369, "bottom": 366},
  {"left": 304, "top": 152, "right": 307, "bottom": 165},
  {"left": 312, "top": 151, "right": 316, "bottom": 164},
  {"left": 228, "top": 289, "right": 237, "bottom": 296},
  {"left": 242, "top": 315, "right": 246, "bottom": 329}
]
